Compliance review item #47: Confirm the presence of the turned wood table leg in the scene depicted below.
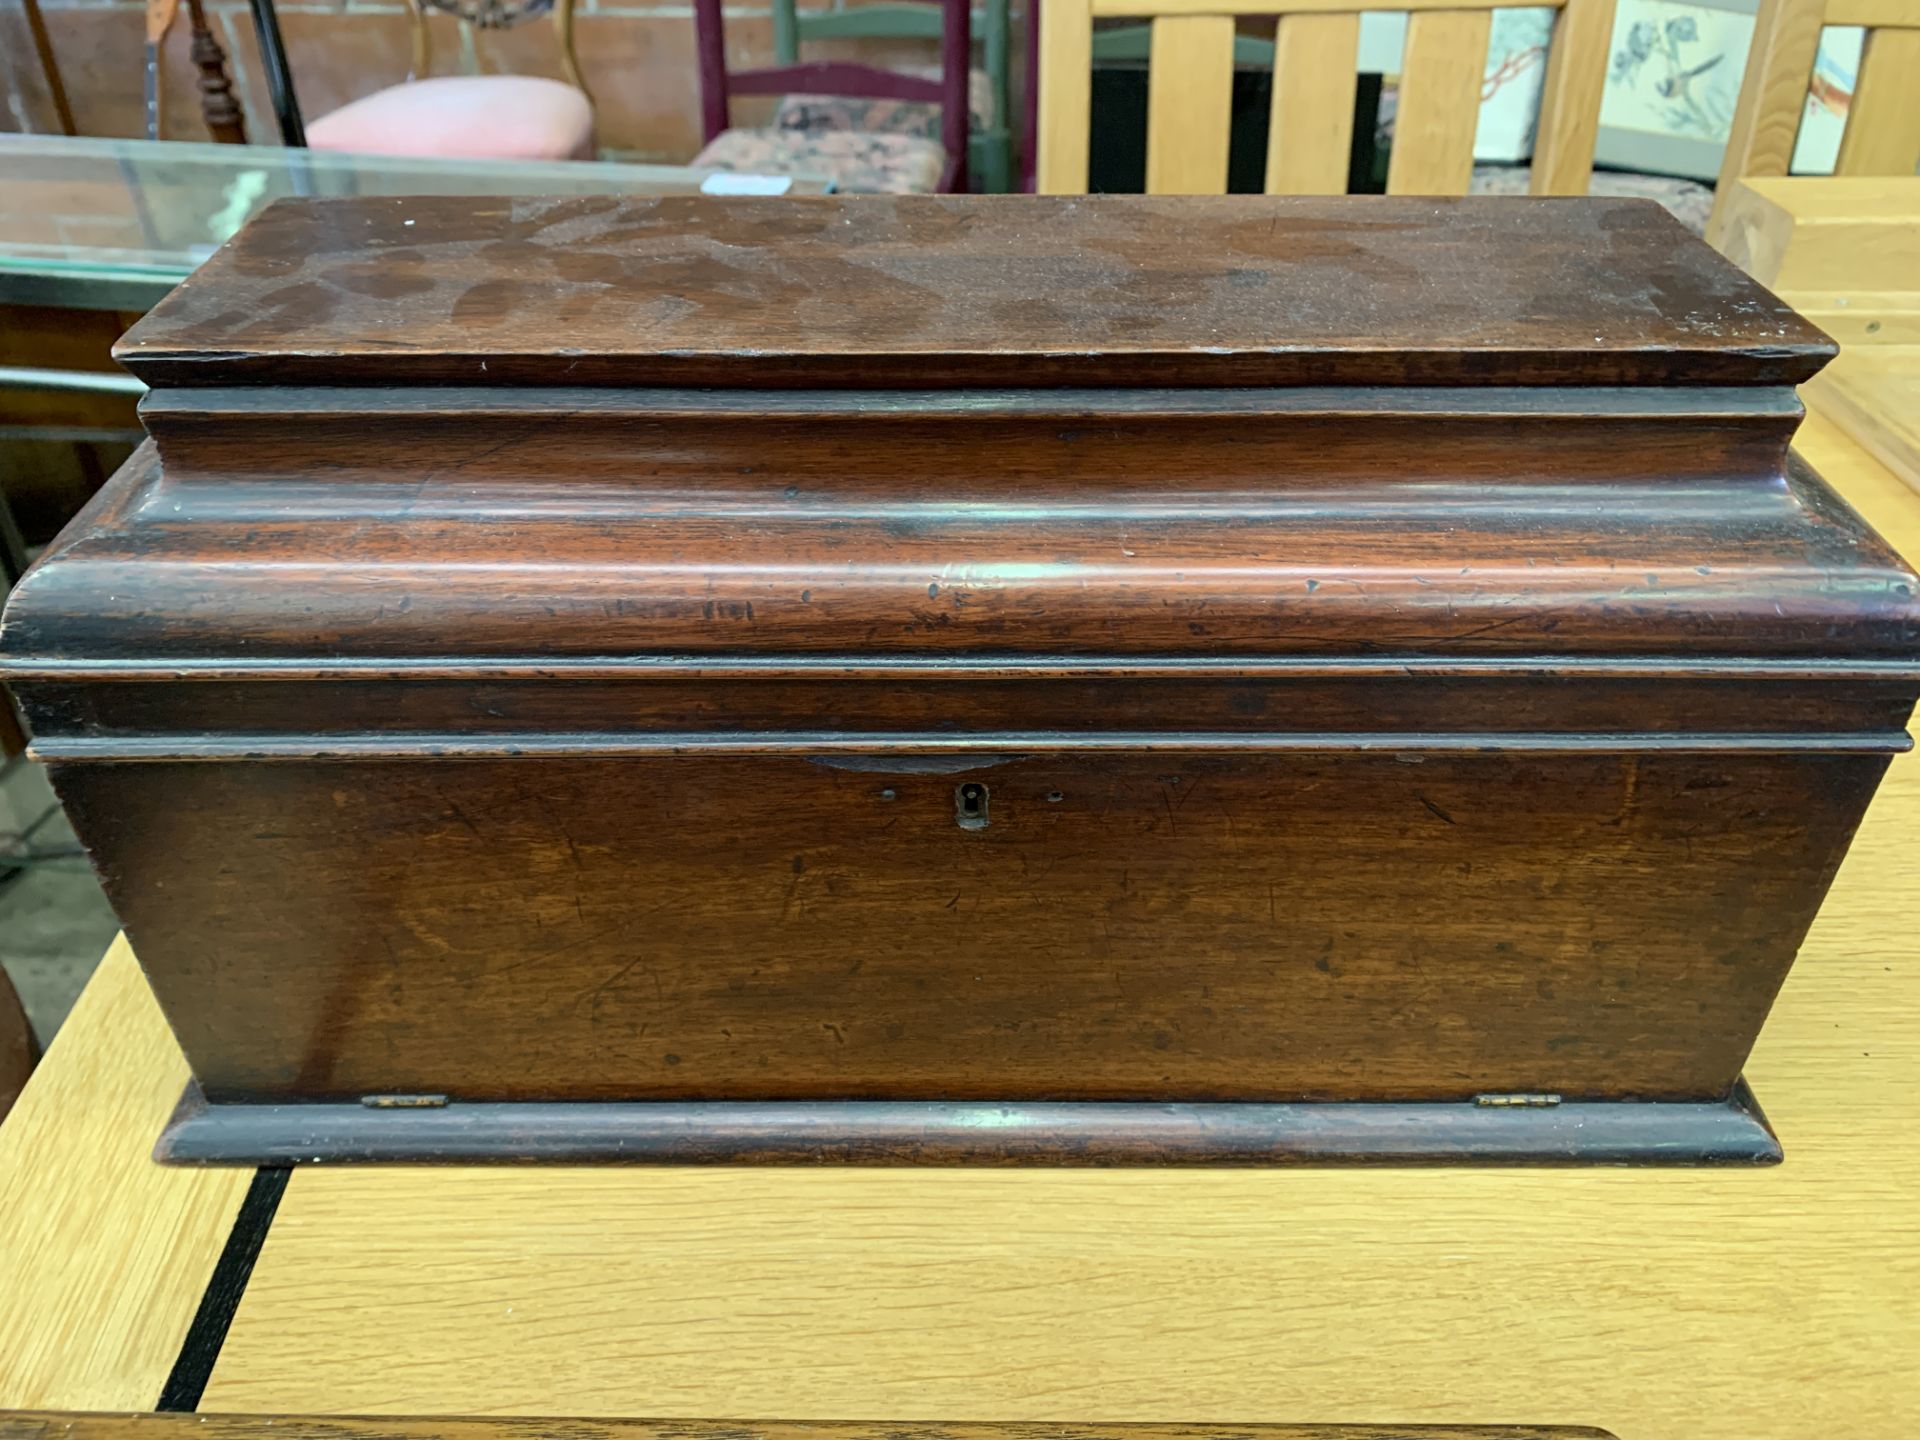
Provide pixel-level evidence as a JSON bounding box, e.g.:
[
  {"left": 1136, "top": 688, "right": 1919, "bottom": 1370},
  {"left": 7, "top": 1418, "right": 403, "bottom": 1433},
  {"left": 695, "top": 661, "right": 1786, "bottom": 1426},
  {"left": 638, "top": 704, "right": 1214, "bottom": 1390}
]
[{"left": 185, "top": 0, "right": 248, "bottom": 143}]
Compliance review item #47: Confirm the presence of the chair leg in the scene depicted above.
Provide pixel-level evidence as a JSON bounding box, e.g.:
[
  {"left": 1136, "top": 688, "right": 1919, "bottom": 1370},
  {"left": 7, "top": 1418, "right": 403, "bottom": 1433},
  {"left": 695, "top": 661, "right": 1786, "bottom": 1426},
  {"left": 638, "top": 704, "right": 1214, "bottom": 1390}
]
[
  {"left": 0, "top": 695, "right": 24, "bottom": 760},
  {"left": 0, "top": 962, "right": 39, "bottom": 1123},
  {"left": 970, "top": 127, "right": 1013, "bottom": 193},
  {"left": 0, "top": 487, "right": 29, "bottom": 588},
  {"left": 980, "top": 0, "right": 1011, "bottom": 190}
]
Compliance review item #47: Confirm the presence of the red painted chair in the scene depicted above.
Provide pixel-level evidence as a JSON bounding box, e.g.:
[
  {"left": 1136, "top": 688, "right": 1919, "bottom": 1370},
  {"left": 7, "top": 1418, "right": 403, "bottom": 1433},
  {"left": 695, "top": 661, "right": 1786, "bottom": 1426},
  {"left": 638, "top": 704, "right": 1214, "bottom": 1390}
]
[{"left": 692, "top": 0, "right": 970, "bottom": 194}]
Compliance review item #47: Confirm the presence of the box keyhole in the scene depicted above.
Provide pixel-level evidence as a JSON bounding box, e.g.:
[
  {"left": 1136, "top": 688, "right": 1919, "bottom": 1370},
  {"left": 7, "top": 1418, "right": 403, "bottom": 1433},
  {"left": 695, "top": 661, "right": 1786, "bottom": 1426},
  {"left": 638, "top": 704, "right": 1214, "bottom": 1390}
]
[{"left": 955, "top": 781, "right": 990, "bottom": 831}]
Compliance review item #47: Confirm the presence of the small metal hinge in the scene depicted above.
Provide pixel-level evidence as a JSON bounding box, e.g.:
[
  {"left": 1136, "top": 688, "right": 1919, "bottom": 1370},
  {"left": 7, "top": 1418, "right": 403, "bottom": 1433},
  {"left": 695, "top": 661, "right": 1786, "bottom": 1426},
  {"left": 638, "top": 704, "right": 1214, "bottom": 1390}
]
[
  {"left": 1474, "top": 1092, "right": 1562, "bottom": 1108},
  {"left": 360, "top": 1093, "right": 449, "bottom": 1109}
]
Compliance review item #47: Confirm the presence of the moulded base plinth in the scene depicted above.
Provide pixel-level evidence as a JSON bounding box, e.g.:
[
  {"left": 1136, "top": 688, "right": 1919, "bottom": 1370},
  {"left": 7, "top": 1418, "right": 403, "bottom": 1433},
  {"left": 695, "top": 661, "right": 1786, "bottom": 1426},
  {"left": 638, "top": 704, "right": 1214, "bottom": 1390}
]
[{"left": 154, "top": 1081, "right": 1782, "bottom": 1166}]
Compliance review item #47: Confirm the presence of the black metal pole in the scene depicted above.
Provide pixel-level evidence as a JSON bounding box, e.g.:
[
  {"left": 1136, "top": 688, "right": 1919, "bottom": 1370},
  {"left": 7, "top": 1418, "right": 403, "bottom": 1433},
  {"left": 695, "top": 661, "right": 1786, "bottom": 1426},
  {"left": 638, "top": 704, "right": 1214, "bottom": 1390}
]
[{"left": 245, "top": 0, "right": 307, "bottom": 147}]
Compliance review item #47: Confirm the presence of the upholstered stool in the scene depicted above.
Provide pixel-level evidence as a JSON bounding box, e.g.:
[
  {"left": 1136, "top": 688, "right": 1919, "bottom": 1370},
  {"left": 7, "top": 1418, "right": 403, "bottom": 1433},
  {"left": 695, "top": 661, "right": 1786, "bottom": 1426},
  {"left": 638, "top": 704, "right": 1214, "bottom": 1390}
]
[{"left": 307, "top": 75, "right": 594, "bottom": 161}]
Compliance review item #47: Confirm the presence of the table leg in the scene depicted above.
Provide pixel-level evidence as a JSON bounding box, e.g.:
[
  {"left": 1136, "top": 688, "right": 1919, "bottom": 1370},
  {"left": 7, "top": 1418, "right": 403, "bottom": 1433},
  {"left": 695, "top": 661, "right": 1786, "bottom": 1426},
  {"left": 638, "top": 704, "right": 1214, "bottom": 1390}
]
[{"left": 0, "top": 488, "right": 29, "bottom": 588}]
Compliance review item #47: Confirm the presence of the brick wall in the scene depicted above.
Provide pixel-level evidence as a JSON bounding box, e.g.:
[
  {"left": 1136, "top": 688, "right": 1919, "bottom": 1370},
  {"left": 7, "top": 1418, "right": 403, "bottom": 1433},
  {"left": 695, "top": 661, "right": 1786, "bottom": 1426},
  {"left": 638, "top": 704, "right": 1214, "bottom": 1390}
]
[{"left": 1, "top": 0, "right": 986, "bottom": 162}]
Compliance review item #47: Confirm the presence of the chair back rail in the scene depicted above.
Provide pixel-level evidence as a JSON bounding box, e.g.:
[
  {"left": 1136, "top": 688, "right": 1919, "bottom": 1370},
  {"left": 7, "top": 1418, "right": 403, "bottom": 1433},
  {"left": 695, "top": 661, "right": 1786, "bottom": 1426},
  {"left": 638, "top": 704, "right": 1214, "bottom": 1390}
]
[
  {"left": 1037, "top": 0, "right": 1616, "bottom": 197},
  {"left": 770, "top": 0, "right": 1017, "bottom": 191},
  {"left": 694, "top": 0, "right": 972, "bottom": 190},
  {"left": 400, "top": 0, "right": 591, "bottom": 103},
  {"left": 1708, "top": 0, "right": 1920, "bottom": 244}
]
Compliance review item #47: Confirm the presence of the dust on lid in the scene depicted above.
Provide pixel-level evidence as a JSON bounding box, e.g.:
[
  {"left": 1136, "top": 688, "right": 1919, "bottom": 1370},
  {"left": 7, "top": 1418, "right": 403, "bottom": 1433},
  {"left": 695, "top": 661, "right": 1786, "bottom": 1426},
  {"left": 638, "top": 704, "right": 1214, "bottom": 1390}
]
[{"left": 113, "top": 194, "right": 1835, "bottom": 391}]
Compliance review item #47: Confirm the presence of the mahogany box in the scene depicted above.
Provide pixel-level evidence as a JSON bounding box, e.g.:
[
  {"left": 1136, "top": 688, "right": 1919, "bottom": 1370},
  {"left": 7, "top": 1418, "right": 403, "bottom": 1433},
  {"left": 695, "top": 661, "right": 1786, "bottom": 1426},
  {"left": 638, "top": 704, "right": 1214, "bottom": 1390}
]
[{"left": 3, "top": 195, "right": 1916, "bottom": 1166}]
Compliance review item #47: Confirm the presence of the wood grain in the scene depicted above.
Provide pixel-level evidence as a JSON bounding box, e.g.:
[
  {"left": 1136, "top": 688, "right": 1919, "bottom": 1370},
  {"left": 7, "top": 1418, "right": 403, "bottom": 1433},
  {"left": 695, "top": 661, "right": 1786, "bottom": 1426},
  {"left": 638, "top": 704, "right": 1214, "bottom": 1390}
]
[
  {"left": 1805, "top": 347, "right": 1920, "bottom": 494},
  {"left": 0, "top": 1418, "right": 1616, "bottom": 1440},
  {"left": 1715, "top": 176, "right": 1920, "bottom": 290},
  {"left": 1265, "top": 15, "right": 1360, "bottom": 195},
  {"left": 149, "top": 409, "right": 1920, "bottom": 1436},
  {"left": 152, "top": 1085, "right": 1783, "bottom": 1166},
  {"left": 111, "top": 198, "right": 1834, "bottom": 389},
  {"left": 1144, "top": 16, "right": 1235, "bottom": 194},
  {"left": 40, "top": 746, "right": 1893, "bottom": 1110},
  {"left": 1824, "top": 0, "right": 1920, "bottom": 24},
  {"left": 1834, "top": 26, "right": 1920, "bottom": 177},
  {"left": 0, "top": 938, "right": 249, "bottom": 1410},
  {"left": 1527, "top": 0, "right": 1612, "bottom": 194},
  {"left": 1705, "top": 0, "right": 1826, "bottom": 246},
  {"left": 1385, "top": 11, "right": 1491, "bottom": 195},
  {"left": 21, "top": 432, "right": 1919, "bottom": 668},
  {"left": 1034, "top": 0, "right": 1092, "bottom": 193},
  {"left": 7, "top": 197, "right": 1915, "bottom": 1165},
  {"left": 1710, "top": 177, "right": 1920, "bottom": 346}
]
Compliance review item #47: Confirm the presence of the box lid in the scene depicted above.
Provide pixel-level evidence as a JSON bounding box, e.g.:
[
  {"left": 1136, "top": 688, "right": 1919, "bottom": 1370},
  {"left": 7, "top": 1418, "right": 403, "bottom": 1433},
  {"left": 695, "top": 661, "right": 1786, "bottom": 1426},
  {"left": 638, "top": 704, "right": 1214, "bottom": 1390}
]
[
  {"left": 113, "top": 195, "right": 1834, "bottom": 390},
  {"left": 6, "top": 195, "right": 1919, "bottom": 719}
]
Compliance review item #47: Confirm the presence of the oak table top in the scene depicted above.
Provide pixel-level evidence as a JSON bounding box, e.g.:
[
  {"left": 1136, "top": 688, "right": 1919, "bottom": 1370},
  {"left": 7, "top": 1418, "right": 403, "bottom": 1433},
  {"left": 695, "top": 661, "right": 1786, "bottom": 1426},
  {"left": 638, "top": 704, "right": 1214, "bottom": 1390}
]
[{"left": 1, "top": 404, "right": 1916, "bottom": 1440}]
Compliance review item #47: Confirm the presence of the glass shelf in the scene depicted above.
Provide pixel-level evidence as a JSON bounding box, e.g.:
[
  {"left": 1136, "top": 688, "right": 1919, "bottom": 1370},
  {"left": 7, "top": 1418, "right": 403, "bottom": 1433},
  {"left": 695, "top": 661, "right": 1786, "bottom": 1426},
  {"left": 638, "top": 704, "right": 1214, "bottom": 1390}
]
[{"left": 0, "top": 135, "right": 831, "bottom": 309}]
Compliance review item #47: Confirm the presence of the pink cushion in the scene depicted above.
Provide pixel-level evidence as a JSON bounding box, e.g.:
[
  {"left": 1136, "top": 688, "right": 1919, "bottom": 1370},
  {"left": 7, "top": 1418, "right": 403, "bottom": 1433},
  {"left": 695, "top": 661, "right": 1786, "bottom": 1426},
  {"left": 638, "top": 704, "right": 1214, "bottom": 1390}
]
[{"left": 308, "top": 76, "right": 594, "bottom": 162}]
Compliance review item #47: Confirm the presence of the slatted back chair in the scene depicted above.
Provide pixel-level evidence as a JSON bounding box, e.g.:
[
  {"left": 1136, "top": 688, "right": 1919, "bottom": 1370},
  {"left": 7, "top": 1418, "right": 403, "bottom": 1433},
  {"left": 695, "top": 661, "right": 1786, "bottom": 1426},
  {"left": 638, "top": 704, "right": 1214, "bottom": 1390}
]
[
  {"left": 770, "top": 0, "right": 1015, "bottom": 191},
  {"left": 1037, "top": 0, "right": 1615, "bottom": 195},
  {"left": 696, "top": 0, "right": 972, "bottom": 192},
  {"left": 1705, "top": 0, "right": 1920, "bottom": 245}
]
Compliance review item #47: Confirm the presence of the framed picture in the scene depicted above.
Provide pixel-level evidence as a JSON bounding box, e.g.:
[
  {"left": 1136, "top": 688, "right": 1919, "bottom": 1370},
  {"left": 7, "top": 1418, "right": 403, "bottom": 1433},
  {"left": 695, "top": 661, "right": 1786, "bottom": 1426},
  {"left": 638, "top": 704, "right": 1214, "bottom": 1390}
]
[
  {"left": 1361, "top": 0, "right": 1869, "bottom": 183},
  {"left": 1597, "top": 0, "right": 1868, "bottom": 180}
]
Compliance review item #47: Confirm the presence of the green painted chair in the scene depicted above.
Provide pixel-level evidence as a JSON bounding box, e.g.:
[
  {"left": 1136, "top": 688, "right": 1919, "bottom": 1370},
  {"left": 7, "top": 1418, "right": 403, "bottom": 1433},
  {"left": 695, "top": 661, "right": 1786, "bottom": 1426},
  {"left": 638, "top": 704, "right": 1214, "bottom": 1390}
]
[{"left": 770, "top": 0, "right": 1014, "bottom": 192}]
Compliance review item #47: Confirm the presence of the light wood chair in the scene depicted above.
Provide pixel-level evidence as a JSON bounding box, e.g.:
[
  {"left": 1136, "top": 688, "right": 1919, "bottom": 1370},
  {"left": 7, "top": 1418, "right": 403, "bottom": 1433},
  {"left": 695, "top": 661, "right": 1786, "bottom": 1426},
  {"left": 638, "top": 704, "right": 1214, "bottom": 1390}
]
[
  {"left": 143, "top": 0, "right": 246, "bottom": 142},
  {"left": 1705, "top": 0, "right": 1920, "bottom": 246},
  {"left": 1037, "top": 0, "right": 1615, "bottom": 194}
]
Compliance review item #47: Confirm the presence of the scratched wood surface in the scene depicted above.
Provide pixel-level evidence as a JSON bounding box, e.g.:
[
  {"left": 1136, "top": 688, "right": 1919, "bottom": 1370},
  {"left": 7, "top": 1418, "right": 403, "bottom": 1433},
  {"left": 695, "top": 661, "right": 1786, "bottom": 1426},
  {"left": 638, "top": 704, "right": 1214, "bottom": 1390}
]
[
  {"left": 40, "top": 748, "right": 1891, "bottom": 1109},
  {"left": 0, "top": 410, "right": 1910, "bottom": 1430},
  {"left": 13, "top": 199, "right": 1912, "bottom": 1155},
  {"left": 40, "top": 408, "right": 1867, "bottom": 1432},
  {"left": 0, "top": 937, "right": 251, "bottom": 1410},
  {"left": 111, "top": 197, "right": 1831, "bottom": 389}
]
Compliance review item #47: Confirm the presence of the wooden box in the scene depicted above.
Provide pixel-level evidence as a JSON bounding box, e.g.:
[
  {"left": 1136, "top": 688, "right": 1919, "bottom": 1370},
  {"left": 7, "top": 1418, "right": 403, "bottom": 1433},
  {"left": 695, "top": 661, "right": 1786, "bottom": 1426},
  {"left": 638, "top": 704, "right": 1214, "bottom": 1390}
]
[{"left": 3, "top": 195, "right": 1916, "bottom": 1166}]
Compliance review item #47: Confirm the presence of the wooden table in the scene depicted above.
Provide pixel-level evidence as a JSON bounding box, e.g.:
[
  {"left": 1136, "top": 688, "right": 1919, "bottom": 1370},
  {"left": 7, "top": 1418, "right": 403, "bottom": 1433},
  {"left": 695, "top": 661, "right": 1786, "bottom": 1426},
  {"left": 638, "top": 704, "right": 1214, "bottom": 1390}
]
[{"left": 1, "top": 406, "right": 1916, "bottom": 1440}]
